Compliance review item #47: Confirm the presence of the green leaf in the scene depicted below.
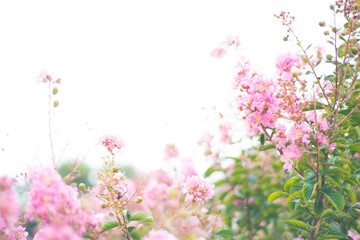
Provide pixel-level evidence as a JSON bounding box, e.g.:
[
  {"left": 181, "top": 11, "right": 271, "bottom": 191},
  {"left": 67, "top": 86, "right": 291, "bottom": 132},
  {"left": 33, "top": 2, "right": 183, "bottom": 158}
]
[
  {"left": 350, "top": 142, "right": 360, "bottom": 154},
  {"left": 315, "top": 230, "right": 348, "bottom": 239},
  {"left": 314, "top": 198, "right": 324, "bottom": 218},
  {"left": 320, "top": 209, "right": 335, "bottom": 220},
  {"left": 284, "top": 176, "right": 302, "bottom": 192},
  {"left": 343, "top": 188, "right": 357, "bottom": 204},
  {"left": 303, "top": 101, "right": 324, "bottom": 111},
  {"left": 288, "top": 199, "right": 300, "bottom": 212},
  {"left": 283, "top": 220, "right": 309, "bottom": 232},
  {"left": 260, "top": 133, "right": 265, "bottom": 145},
  {"left": 129, "top": 211, "right": 154, "bottom": 222},
  {"left": 129, "top": 227, "right": 141, "bottom": 240},
  {"left": 352, "top": 126, "right": 360, "bottom": 139},
  {"left": 125, "top": 209, "right": 131, "bottom": 222},
  {"left": 101, "top": 220, "right": 119, "bottom": 233},
  {"left": 214, "top": 179, "right": 227, "bottom": 187},
  {"left": 204, "top": 166, "right": 215, "bottom": 178},
  {"left": 321, "top": 188, "right": 345, "bottom": 212},
  {"left": 351, "top": 111, "right": 360, "bottom": 125},
  {"left": 303, "top": 180, "right": 316, "bottom": 201},
  {"left": 268, "top": 191, "right": 288, "bottom": 203},
  {"left": 214, "top": 229, "right": 234, "bottom": 237},
  {"left": 259, "top": 144, "right": 276, "bottom": 151}
]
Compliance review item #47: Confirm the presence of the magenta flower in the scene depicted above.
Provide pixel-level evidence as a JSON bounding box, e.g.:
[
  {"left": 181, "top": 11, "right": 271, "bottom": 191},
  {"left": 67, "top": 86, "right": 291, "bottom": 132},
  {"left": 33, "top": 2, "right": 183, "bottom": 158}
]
[
  {"left": 143, "top": 229, "right": 178, "bottom": 240},
  {"left": 182, "top": 176, "right": 214, "bottom": 204}
]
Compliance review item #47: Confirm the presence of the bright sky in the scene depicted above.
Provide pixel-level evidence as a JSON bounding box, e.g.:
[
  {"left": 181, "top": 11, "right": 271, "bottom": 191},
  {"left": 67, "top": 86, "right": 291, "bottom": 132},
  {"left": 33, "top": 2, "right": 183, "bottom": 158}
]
[{"left": 0, "top": 0, "right": 334, "bottom": 176}]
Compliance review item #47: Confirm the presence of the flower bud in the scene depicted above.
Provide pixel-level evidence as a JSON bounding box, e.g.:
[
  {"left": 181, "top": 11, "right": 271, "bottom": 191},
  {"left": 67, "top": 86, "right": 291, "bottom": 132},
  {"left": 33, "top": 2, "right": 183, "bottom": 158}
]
[
  {"left": 53, "top": 100, "right": 59, "bottom": 108},
  {"left": 101, "top": 203, "right": 107, "bottom": 209},
  {"left": 326, "top": 54, "right": 332, "bottom": 61},
  {"left": 330, "top": 4, "right": 334, "bottom": 10},
  {"left": 112, "top": 167, "right": 119, "bottom": 173},
  {"left": 324, "top": 31, "right": 329, "bottom": 35},
  {"left": 79, "top": 183, "right": 86, "bottom": 190},
  {"left": 292, "top": 72, "right": 298, "bottom": 78},
  {"left": 283, "top": 37, "right": 288, "bottom": 41},
  {"left": 135, "top": 196, "right": 143, "bottom": 203},
  {"left": 319, "top": 21, "right": 326, "bottom": 27},
  {"left": 52, "top": 87, "right": 58, "bottom": 95}
]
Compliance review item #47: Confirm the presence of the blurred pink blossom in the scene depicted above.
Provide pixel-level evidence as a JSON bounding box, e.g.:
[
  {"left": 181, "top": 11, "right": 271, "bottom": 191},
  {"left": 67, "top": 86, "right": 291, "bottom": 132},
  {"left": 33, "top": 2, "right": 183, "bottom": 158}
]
[
  {"left": 143, "top": 229, "right": 177, "bottom": 240},
  {"left": 182, "top": 176, "right": 214, "bottom": 204},
  {"left": 101, "top": 136, "right": 125, "bottom": 155}
]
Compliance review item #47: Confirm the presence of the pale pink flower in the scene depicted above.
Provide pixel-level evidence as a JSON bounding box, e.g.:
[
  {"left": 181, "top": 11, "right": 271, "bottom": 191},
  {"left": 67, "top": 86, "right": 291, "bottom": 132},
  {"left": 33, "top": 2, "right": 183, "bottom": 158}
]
[
  {"left": 348, "top": 230, "right": 359, "bottom": 240},
  {"left": 164, "top": 144, "right": 179, "bottom": 160},
  {"left": 180, "top": 158, "right": 198, "bottom": 178},
  {"left": 33, "top": 224, "right": 81, "bottom": 240},
  {"left": 219, "top": 121, "right": 232, "bottom": 143},
  {"left": 101, "top": 135, "right": 124, "bottom": 155},
  {"left": 233, "top": 199, "right": 243, "bottom": 206},
  {"left": 211, "top": 47, "right": 227, "bottom": 58},
  {"left": 355, "top": 153, "right": 360, "bottom": 158},
  {"left": 0, "top": 177, "right": 20, "bottom": 231},
  {"left": 320, "top": 118, "right": 329, "bottom": 131},
  {"left": 259, "top": 221, "right": 266, "bottom": 227},
  {"left": 329, "top": 143, "right": 336, "bottom": 151},
  {"left": 143, "top": 229, "right": 177, "bottom": 240},
  {"left": 182, "top": 176, "right": 214, "bottom": 204}
]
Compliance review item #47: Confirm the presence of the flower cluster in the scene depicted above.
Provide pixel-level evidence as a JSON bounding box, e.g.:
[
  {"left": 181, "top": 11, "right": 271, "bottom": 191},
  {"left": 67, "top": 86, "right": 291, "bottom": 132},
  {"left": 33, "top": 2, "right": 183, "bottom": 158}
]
[
  {"left": 182, "top": 176, "right": 215, "bottom": 204},
  {"left": 0, "top": 177, "right": 28, "bottom": 240},
  {"left": 101, "top": 136, "right": 125, "bottom": 155},
  {"left": 26, "top": 167, "right": 101, "bottom": 238},
  {"left": 143, "top": 229, "right": 178, "bottom": 240}
]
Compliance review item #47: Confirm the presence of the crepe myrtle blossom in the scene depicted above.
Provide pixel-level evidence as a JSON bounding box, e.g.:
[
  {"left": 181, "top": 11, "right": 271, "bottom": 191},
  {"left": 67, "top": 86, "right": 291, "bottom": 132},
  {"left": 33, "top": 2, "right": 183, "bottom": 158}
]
[
  {"left": 164, "top": 144, "right": 179, "bottom": 160},
  {"left": 38, "top": 70, "right": 61, "bottom": 84},
  {"left": 143, "top": 229, "right": 178, "bottom": 240},
  {"left": 33, "top": 224, "right": 82, "bottom": 240},
  {"left": 101, "top": 136, "right": 125, "bottom": 155},
  {"left": 26, "top": 167, "right": 101, "bottom": 236},
  {"left": 0, "top": 177, "right": 29, "bottom": 240},
  {"left": 182, "top": 176, "right": 215, "bottom": 204}
]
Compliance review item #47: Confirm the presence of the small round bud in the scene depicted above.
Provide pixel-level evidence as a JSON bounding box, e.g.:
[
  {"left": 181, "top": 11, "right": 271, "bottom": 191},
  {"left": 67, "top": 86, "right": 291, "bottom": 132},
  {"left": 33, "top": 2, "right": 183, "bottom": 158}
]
[
  {"left": 330, "top": 4, "right": 334, "bottom": 10},
  {"left": 319, "top": 21, "right": 326, "bottom": 27},
  {"left": 135, "top": 196, "right": 143, "bottom": 203},
  {"left": 283, "top": 37, "right": 288, "bottom": 41},
  {"left": 292, "top": 72, "right": 298, "bottom": 78},
  {"left": 101, "top": 204, "right": 107, "bottom": 209},
  {"left": 53, "top": 100, "right": 59, "bottom": 108},
  {"left": 326, "top": 54, "right": 332, "bottom": 61},
  {"left": 324, "top": 31, "right": 329, "bottom": 35},
  {"left": 79, "top": 183, "right": 86, "bottom": 190},
  {"left": 52, "top": 87, "right": 58, "bottom": 95},
  {"left": 112, "top": 167, "right": 119, "bottom": 173}
]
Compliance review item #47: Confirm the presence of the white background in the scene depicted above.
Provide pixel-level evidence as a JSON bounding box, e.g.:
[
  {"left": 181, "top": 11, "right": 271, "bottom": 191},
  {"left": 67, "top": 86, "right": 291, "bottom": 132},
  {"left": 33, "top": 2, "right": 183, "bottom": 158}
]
[{"left": 0, "top": 0, "right": 333, "bottom": 176}]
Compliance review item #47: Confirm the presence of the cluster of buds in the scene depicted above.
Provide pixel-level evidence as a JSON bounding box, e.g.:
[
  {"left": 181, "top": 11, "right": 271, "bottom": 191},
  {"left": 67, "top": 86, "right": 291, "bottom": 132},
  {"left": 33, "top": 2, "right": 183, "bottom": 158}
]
[{"left": 274, "top": 11, "right": 295, "bottom": 27}]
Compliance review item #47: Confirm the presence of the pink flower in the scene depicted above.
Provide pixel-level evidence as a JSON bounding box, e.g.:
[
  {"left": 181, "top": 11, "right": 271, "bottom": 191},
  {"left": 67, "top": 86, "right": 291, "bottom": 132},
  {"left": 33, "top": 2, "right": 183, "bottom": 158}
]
[
  {"left": 33, "top": 224, "right": 81, "bottom": 240},
  {"left": 101, "top": 136, "right": 125, "bottom": 155},
  {"left": 164, "top": 144, "right": 179, "bottom": 160},
  {"left": 182, "top": 176, "right": 214, "bottom": 204},
  {"left": 294, "top": 238, "right": 304, "bottom": 240},
  {"left": 0, "top": 177, "right": 20, "bottom": 231},
  {"left": 329, "top": 143, "right": 336, "bottom": 151},
  {"left": 259, "top": 221, "right": 266, "bottom": 227},
  {"left": 355, "top": 153, "right": 360, "bottom": 158},
  {"left": 348, "top": 231, "right": 359, "bottom": 240},
  {"left": 211, "top": 47, "right": 227, "bottom": 58},
  {"left": 143, "top": 229, "right": 178, "bottom": 240},
  {"left": 26, "top": 167, "right": 99, "bottom": 236},
  {"left": 320, "top": 118, "right": 329, "bottom": 131},
  {"left": 219, "top": 121, "right": 232, "bottom": 143}
]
